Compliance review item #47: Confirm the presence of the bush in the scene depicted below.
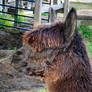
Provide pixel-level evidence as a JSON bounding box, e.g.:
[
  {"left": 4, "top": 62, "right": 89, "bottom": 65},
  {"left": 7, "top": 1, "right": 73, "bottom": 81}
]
[
  {"left": 18, "top": 10, "right": 28, "bottom": 22},
  {"left": 0, "top": 14, "right": 14, "bottom": 28},
  {"left": 78, "top": 25, "right": 92, "bottom": 59},
  {"left": 78, "top": 25, "right": 92, "bottom": 39},
  {"left": 42, "top": 13, "right": 48, "bottom": 16}
]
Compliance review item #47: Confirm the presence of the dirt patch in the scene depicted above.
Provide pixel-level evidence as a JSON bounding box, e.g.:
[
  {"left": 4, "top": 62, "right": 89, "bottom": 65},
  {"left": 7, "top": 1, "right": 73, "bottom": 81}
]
[
  {"left": 0, "top": 50, "right": 45, "bottom": 92},
  {"left": 0, "top": 28, "right": 23, "bottom": 50},
  {"left": 0, "top": 63, "right": 45, "bottom": 92}
]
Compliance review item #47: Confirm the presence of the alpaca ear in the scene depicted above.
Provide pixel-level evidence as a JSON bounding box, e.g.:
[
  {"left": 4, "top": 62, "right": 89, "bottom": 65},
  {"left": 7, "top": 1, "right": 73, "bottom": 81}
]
[
  {"left": 49, "top": 7, "right": 57, "bottom": 23},
  {"left": 64, "top": 8, "right": 77, "bottom": 42}
]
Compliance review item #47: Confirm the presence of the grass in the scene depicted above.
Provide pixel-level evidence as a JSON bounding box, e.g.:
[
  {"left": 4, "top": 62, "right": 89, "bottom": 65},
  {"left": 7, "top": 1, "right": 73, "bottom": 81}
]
[
  {"left": 38, "top": 89, "right": 47, "bottom": 92},
  {"left": 18, "top": 10, "right": 28, "bottom": 22},
  {"left": 86, "top": 41, "right": 92, "bottom": 59},
  {"left": 42, "top": 13, "right": 48, "bottom": 16},
  {"left": 0, "top": 10, "right": 28, "bottom": 29},
  {"left": 0, "top": 11, "right": 47, "bottom": 29},
  {"left": 0, "top": 14, "right": 14, "bottom": 28},
  {"left": 78, "top": 25, "right": 92, "bottom": 59}
]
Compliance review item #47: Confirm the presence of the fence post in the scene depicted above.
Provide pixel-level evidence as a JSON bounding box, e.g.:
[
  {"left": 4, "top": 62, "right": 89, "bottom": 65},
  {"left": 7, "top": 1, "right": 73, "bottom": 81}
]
[
  {"left": 14, "top": 0, "right": 19, "bottom": 27},
  {"left": 64, "top": 0, "right": 69, "bottom": 20},
  {"left": 34, "top": 0, "right": 42, "bottom": 27}
]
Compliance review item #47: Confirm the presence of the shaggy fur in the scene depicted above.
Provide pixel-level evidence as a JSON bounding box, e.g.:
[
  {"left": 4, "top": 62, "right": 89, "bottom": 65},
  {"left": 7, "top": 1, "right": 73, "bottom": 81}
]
[{"left": 13, "top": 8, "right": 92, "bottom": 92}]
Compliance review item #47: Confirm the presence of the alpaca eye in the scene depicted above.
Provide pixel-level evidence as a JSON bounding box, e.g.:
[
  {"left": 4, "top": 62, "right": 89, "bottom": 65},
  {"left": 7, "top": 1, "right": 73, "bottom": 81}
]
[{"left": 46, "top": 61, "right": 50, "bottom": 65}]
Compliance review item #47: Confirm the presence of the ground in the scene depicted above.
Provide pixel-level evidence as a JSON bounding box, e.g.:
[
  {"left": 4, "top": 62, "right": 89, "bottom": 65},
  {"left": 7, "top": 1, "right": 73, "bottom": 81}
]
[{"left": 0, "top": 50, "right": 45, "bottom": 92}]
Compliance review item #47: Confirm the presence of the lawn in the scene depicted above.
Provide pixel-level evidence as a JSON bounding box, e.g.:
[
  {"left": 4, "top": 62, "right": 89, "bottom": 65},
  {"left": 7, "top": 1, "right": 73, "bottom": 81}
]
[{"left": 78, "top": 25, "right": 92, "bottom": 59}]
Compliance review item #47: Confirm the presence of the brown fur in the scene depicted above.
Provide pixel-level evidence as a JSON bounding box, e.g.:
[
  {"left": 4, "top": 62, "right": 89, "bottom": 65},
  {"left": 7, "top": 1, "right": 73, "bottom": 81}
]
[{"left": 12, "top": 8, "right": 92, "bottom": 92}]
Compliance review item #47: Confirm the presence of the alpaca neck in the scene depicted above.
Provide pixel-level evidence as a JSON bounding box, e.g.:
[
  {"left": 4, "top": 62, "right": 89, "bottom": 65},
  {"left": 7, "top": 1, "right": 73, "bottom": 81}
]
[
  {"left": 45, "top": 52, "right": 91, "bottom": 92},
  {"left": 46, "top": 74, "right": 91, "bottom": 92}
]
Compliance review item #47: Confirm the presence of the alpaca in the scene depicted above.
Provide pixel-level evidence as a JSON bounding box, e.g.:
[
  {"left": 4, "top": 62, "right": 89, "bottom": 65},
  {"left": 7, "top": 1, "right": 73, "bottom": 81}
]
[{"left": 12, "top": 8, "right": 92, "bottom": 92}]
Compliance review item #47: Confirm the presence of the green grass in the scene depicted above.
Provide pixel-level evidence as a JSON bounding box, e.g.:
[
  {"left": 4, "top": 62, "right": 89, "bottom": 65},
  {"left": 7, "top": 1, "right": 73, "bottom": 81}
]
[
  {"left": 86, "top": 41, "right": 92, "bottom": 59},
  {"left": 38, "top": 89, "right": 47, "bottom": 92},
  {"left": 0, "top": 14, "right": 14, "bottom": 28},
  {"left": 0, "top": 10, "right": 28, "bottom": 28},
  {"left": 42, "top": 13, "right": 48, "bottom": 16},
  {"left": 78, "top": 25, "right": 92, "bottom": 59},
  {"left": 78, "top": 25, "right": 92, "bottom": 39},
  {"left": 18, "top": 10, "right": 28, "bottom": 22}
]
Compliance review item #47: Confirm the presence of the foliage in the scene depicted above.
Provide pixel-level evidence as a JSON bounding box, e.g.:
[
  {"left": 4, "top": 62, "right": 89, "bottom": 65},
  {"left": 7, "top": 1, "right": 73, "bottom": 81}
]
[
  {"left": 79, "top": 25, "right": 92, "bottom": 39},
  {"left": 78, "top": 25, "right": 92, "bottom": 59},
  {"left": 0, "top": 14, "right": 14, "bottom": 28},
  {"left": 77, "top": 0, "right": 80, "bottom": 2},
  {"left": 14, "top": 47, "right": 17, "bottom": 51},
  {"left": 42, "top": 13, "right": 48, "bottom": 16},
  {"left": 0, "top": 10, "right": 28, "bottom": 28},
  {"left": 38, "top": 89, "right": 47, "bottom": 92},
  {"left": 86, "top": 41, "right": 92, "bottom": 59},
  {"left": 17, "top": 10, "right": 28, "bottom": 22},
  {"left": 10, "top": 10, "right": 28, "bottom": 23}
]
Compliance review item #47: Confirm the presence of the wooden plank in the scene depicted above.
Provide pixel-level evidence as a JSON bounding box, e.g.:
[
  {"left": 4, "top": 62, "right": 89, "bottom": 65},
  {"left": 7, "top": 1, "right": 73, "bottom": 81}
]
[
  {"left": 77, "top": 10, "right": 92, "bottom": 20},
  {"left": 78, "top": 16, "right": 92, "bottom": 20},
  {"left": 79, "top": 20, "right": 92, "bottom": 25},
  {"left": 41, "top": 3, "right": 64, "bottom": 13},
  {"left": 70, "top": 2, "right": 92, "bottom": 9},
  {"left": 77, "top": 9, "right": 92, "bottom": 25},
  {"left": 34, "top": 0, "right": 42, "bottom": 27}
]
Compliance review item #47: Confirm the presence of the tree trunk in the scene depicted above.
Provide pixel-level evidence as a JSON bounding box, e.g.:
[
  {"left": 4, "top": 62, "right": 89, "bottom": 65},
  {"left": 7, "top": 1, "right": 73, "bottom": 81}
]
[
  {"left": 34, "top": 0, "right": 42, "bottom": 27},
  {"left": 64, "top": 0, "right": 70, "bottom": 20}
]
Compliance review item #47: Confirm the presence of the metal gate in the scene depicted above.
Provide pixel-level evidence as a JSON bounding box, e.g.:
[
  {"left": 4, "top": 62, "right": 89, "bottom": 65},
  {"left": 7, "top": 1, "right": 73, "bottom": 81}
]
[{"left": 0, "top": 0, "right": 50, "bottom": 31}]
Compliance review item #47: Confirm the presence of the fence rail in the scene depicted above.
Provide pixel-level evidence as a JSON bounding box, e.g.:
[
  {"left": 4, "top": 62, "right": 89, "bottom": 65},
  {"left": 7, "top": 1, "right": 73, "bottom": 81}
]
[
  {"left": 0, "top": 4, "right": 33, "bottom": 11},
  {"left": 0, "top": 0, "right": 49, "bottom": 31}
]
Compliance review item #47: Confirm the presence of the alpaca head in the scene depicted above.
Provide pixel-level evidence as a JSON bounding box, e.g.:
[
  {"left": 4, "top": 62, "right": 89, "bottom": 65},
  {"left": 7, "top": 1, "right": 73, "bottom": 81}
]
[{"left": 12, "top": 8, "right": 77, "bottom": 77}]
